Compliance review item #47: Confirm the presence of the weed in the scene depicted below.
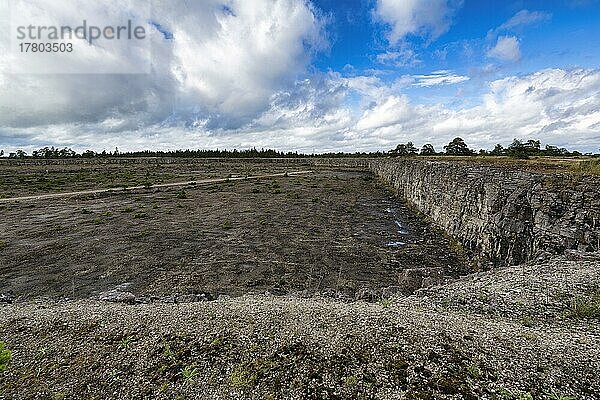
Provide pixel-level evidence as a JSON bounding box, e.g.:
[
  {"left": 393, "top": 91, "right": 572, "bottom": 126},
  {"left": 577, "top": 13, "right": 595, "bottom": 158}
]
[
  {"left": 571, "top": 159, "right": 600, "bottom": 176},
  {"left": 520, "top": 315, "right": 535, "bottom": 327},
  {"left": 550, "top": 394, "right": 576, "bottom": 400},
  {"left": 223, "top": 220, "right": 233, "bottom": 230},
  {"left": 568, "top": 295, "right": 600, "bottom": 319},
  {"left": 229, "top": 366, "right": 255, "bottom": 389},
  {"left": 176, "top": 189, "right": 187, "bottom": 199},
  {"left": 466, "top": 364, "right": 480, "bottom": 379},
  {"left": 159, "top": 382, "right": 169, "bottom": 392},
  {"left": 0, "top": 342, "right": 11, "bottom": 372},
  {"left": 0, "top": 240, "right": 6, "bottom": 251},
  {"left": 517, "top": 393, "right": 534, "bottom": 400},
  {"left": 121, "top": 207, "right": 134, "bottom": 213},
  {"left": 379, "top": 298, "right": 393, "bottom": 308},
  {"left": 181, "top": 365, "right": 199, "bottom": 383},
  {"left": 344, "top": 376, "right": 358, "bottom": 387},
  {"left": 134, "top": 211, "right": 148, "bottom": 219},
  {"left": 119, "top": 336, "right": 135, "bottom": 350}
]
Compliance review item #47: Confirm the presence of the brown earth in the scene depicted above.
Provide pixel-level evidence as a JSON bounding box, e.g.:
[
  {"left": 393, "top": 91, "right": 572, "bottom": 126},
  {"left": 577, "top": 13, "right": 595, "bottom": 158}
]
[{"left": 0, "top": 161, "right": 465, "bottom": 302}]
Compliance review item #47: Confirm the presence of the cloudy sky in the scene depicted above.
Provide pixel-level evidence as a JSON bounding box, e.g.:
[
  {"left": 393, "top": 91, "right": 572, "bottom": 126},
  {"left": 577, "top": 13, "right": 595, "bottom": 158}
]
[{"left": 0, "top": 0, "right": 599, "bottom": 154}]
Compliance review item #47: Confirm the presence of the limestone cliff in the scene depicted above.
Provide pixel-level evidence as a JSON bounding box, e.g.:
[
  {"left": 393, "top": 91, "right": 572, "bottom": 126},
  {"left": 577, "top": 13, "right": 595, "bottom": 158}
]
[{"left": 370, "top": 159, "right": 600, "bottom": 267}]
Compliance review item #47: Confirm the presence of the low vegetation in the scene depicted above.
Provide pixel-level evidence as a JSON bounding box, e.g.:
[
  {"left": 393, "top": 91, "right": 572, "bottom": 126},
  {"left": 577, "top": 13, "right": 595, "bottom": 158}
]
[
  {"left": 568, "top": 294, "right": 600, "bottom": 320},
  {"left": 0, "top": 341, "right": 11, "bottom": 372}
]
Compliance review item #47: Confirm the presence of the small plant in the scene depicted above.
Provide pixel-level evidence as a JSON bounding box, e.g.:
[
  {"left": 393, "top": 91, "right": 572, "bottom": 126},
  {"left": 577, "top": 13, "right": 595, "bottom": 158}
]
[
  {"left": 379, "top": 298, "right": 393, "bottom": 308},
  {"left": 133, "top": 211, "right": 148, "bottom": 219},
  {"left": 229, "top": 366, "right": 255, "bottom": 389},
  {"left": 0, "top": 240, "right": 6, "bottom": 251},
  {"left": 517, "top": 393, "right": 534, "bottom": 400},
  {"left": 344, "top": 376, "right": 358, "bottom": 387},
  {"left": 520, "top": 315, "right": 535, "bottom": 327},
  {"left": 176, "top": 189, "right": 187, "bottom": 199},
  {"left": 466, "top": 364, "right": 481, "bottom": 379},
  {"left": 223, "top": 220, "right": 233, "bottom": 230},
  {"left": 119, "top": 336, "right": 135, "bottom": 350},
  {"left": 568, "top": 295, "right": 600, "bottom": 320},
  {"left": 0, "top": 341, "right": 11, "bottom": 372},
  {"left": 550, "top": 394, "right": 576, "bottom": 400},
  {"left": 181, "top": 365, "right": 199, "bottom": 383}
]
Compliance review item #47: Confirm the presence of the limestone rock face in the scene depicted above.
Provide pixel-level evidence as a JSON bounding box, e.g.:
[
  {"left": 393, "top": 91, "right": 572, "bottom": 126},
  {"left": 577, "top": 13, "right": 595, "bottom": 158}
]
[{"left": 370, "top": 160, "right": 600, "bottom": 267}]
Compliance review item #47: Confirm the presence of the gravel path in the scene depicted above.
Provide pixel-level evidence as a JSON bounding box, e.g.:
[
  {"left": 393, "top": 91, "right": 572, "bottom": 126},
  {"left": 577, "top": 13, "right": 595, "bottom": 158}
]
[{"left": 0, "top": 171, "right": 313, "bottom": 203}]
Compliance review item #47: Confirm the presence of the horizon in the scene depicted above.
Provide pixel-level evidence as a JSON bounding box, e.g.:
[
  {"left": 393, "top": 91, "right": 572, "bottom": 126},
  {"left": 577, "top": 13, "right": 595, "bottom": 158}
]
[{"left": 1, "top": 0, "right": 599, "bottom": 154}]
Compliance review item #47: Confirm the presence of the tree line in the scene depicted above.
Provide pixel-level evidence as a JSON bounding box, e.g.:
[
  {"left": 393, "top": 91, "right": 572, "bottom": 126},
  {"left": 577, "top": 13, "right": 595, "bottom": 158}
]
[
  {"left": 1, "top": 138, "right": 596, "bottom": 160},
  {"left": 389, "top": 138, "right": 595, "bottom": 159}
]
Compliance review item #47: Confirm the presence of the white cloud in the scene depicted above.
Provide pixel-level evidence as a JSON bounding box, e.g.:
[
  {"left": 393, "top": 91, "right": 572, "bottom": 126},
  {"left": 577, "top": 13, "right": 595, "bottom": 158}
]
[
  {"left": 0, "top": 0, "right": 327, "bottom": 130},
  {"left": 496, "top": 9, "right": 551, "bottom": 32},
  {"left": 373, "top": 0, "right": 462, "bottom": 44},
  {"left": 487, "top": 36, "right": 521, "bottom": 62},
  {"left": 412, "top": 70, "right": 470, "bottom": 87},
  {"left": 376, "top": 46, "right": 420, "bottom": 67}
]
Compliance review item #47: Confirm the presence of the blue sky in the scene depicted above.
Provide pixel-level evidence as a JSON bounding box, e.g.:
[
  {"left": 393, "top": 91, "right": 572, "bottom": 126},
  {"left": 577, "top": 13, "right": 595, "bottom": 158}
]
[{"left": 1, "top": 0, "right": 599, "bottom": 153}]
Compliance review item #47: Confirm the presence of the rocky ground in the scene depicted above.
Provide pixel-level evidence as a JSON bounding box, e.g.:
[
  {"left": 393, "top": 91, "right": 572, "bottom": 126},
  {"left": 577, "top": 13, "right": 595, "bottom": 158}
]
[{"left": 1, "top": 252, "right": 598, "bottom": 400}]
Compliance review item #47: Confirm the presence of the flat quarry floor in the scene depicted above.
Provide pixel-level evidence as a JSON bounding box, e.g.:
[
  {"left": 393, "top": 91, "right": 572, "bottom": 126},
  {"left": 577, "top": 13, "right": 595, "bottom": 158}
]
[{"left": 0, "top": 159, "right": 464, "bottom": 301}]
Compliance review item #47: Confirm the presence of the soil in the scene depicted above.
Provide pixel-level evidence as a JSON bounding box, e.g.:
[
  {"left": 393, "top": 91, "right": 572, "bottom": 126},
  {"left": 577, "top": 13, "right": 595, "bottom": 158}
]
[{"left": 0, "top": 161, "right": 464, "bottom": 302}]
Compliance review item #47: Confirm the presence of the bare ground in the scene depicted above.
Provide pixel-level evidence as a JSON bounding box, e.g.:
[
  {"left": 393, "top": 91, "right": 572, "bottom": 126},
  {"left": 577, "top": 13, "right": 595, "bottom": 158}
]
[{"left": 0, "top": 253, "right": 598, "bottom": 400}]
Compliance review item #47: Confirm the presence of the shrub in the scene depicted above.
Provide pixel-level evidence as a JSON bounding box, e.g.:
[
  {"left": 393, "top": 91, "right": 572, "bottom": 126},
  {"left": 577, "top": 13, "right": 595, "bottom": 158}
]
[
  {"left": 176, "top": 189, "right": 187, "bottom": 199},
  {"left": 568, "top": 295, "right": 600, "bottom": 320},
  {"left": 0, "top": 341, "right": 11, "bottom": 372}
]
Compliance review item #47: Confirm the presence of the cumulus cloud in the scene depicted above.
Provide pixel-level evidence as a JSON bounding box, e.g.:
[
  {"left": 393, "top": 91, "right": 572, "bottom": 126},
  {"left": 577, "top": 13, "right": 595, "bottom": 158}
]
[
  {"left": 487, "top": 36, "right": 521, "bottom": 62},
  {"left": 0, "top": 0, "right": 327, "bottom": 130},
  {"left": 349, "top": 68, "right": 600, "bottom": 152},
  {"left": 0, "top": 2, "right": 598, "bottom": 155},
  {"left": 373, "top": 0, "right": 462, "bottom": 44}
]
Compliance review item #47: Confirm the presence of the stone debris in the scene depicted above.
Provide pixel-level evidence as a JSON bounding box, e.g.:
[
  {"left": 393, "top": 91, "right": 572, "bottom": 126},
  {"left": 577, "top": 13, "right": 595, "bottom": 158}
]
[{"left": 1, "top": 254, "right": 598, "bottom": 399}]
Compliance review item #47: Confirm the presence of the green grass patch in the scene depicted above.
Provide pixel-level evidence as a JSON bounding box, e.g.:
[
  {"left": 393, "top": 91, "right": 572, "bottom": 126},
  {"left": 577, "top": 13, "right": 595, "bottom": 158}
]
[
  {"left": 0, "top": 342, "right": 11, "bottom": 372},
  {"left": 571, "top": 159, "right": 600, "bottom": 175},
  {"left": 568, "top": 294, "right": 600, "bottom": 320}
]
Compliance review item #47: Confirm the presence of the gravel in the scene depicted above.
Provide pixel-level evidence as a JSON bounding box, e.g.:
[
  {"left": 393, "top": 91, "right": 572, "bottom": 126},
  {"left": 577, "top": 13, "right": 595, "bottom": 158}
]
[{"left": 1, "top": 253, "right": 599, "bottom": 399}]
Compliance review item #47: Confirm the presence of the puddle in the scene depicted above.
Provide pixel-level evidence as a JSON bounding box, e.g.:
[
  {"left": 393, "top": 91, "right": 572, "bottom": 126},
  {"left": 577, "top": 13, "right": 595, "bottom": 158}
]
[{"left": 386, "top": 241, "right": 406, "bottom": 247}]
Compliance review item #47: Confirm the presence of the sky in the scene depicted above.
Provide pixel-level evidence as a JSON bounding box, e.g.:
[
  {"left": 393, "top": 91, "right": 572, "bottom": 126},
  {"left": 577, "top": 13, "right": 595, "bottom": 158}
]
[{"left": 0, "top": 0, "right": 599, "bottom": 154}]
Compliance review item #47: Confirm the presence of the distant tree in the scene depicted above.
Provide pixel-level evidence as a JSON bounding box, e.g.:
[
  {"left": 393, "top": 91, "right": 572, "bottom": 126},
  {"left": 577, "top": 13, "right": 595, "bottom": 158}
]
[
  {"left": 0, "top": 150, "right": 3, "bottom": 157},
  {"left": 507, "top": 139, "right": 525, "bottom": 158},
  {"left": 444, "top": 137, "right": 474, "bottom": 156},
  {"left": 406, "top": 142, "right": 418, "bottom": 155},
  {"left": 507, "top": 139, "right": 535, "bottom": 159},
  {"left": 544, "top": 145, "right": 569, "bottom": 156},
  {"left": 420, "top": 143, "right": 436, "bottom": 155},
  {"left": 390, "top": 142, "right": 418, "bottom": 157},
  {"left": 490, "top": 144, "right": 505, "bottom": 156},
  {"left": 15, "top": 150, "right": 27, "bottom": 159}
]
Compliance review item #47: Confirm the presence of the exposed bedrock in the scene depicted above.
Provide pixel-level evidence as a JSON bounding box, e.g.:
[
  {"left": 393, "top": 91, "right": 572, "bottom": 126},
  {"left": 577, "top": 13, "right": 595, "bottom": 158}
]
[{"left": 369, "top": 159, "right": 600, "bottom": 267}]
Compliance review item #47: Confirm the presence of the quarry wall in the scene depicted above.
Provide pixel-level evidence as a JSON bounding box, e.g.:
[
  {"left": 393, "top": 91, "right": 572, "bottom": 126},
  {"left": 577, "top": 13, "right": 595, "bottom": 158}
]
[{"left": 369, "top": 159, "right": 600, "bottom": 267}]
